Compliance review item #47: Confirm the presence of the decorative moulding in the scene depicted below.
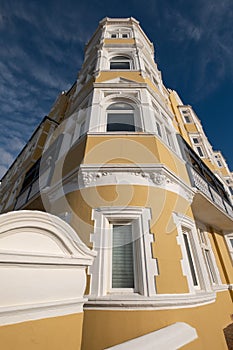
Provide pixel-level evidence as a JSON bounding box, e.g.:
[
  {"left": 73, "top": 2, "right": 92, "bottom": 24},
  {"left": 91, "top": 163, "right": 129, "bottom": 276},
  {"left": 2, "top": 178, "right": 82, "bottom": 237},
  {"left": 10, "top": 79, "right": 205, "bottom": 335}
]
[{"left": 46, "top": 164, "right": 194, "bottom": 203}]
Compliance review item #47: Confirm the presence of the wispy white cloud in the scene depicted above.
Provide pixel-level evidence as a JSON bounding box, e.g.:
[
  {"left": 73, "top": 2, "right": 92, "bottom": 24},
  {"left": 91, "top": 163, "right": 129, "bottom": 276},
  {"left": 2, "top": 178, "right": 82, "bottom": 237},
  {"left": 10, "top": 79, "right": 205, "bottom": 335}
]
[
  {"left": 0, "top": 165, "right": 8, "bottom": 179},
  {"left": 163, "top": 0, "right": 233, "bottom": 99},
  {"left": 0, "top": 147, "right": 14, "bottom": 165}
]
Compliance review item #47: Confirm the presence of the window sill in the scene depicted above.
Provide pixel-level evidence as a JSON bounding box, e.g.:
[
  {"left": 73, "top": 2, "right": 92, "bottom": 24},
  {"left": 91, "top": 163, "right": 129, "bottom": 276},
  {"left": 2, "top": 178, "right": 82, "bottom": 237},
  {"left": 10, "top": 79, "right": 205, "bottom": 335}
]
[{"left": 85, "top": 291, "right": 216, "bottom": 310}]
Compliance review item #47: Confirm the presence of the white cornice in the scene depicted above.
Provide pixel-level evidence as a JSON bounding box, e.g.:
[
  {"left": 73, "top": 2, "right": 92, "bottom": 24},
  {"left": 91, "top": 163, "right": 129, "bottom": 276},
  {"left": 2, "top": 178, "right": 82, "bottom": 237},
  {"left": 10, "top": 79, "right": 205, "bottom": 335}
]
[
  {"left": 0, "top": 298, "right": 87, "bottom": 326},
  {"left": 46, "top": 164, "right": 194, "bottom": 203}
]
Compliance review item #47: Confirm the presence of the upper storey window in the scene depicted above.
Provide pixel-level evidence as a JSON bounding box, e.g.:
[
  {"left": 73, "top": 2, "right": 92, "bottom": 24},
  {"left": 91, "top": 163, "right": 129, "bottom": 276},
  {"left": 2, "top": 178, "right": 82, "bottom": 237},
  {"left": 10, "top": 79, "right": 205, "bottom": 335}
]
[
  {"left": 110, "top": 56, "right": 132, "bottom": 70},
  {"left": 109, "top": 28, "right": 132, "bottom": 39},
  {"left": 181, "top": 109, "right": 193, "bottom": 123},
  {"left": 110, "top": 33, "right": 130, "bottom": 38},
  {"left": 107, "top": 102, "right": 135, "bottom": 132}
]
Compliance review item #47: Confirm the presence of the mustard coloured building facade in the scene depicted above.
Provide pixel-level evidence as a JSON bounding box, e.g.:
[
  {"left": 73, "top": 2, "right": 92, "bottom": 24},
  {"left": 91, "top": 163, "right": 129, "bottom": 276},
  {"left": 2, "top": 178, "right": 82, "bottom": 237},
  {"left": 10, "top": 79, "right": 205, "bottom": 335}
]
[{"left": 0, "top": 17, "right": 233, "bottom": 350}]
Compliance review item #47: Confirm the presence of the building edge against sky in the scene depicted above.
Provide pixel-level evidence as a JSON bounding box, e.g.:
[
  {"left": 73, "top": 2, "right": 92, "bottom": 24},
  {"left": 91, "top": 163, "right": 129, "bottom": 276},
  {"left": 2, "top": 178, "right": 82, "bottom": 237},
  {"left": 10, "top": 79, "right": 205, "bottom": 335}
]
[{"left": 0, "top": 17, "right": 233, "bottom": 350}]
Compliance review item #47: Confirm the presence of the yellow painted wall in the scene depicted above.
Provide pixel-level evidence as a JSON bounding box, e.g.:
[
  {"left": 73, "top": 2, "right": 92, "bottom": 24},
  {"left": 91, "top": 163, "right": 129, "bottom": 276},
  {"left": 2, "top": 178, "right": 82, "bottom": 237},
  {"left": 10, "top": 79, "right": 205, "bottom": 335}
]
[
  {"left": 81, "top": 291, "right": 232, "bottom": 350},
  {"left": 83, "top": 135, "right": 190, "bottom": 183},
  {"left": 0, "top": 313, "right": 83, "bottom": 350},
  {"left": 64, "top": 185, "right": 192, "bottom": 294},
  {"left": 184, "top": 123, "right": 199, "bottom": 133},
  {"left": 95, "top": 71, "right": 145, "bottom": 83},
  {"left": 169, "top": 91, "right": 191, "bottom": 144},
  {"left": 104, "top": 38, "right": 135, "bottom": 45}
]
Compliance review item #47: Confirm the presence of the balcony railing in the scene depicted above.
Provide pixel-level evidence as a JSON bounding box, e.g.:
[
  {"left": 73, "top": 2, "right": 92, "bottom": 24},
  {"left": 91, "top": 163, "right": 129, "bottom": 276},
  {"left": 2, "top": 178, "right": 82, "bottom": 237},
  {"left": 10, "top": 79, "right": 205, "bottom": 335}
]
[{"left": 177, "top": 135, "right": 233, "bottom": 218}]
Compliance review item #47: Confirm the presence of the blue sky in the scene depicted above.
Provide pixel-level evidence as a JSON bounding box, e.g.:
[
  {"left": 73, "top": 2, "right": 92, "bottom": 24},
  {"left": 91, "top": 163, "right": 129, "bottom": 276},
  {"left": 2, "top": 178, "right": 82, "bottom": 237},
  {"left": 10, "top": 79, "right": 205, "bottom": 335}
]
[{"left": 0, "top": 0, "right": 232, "bottom": 178}]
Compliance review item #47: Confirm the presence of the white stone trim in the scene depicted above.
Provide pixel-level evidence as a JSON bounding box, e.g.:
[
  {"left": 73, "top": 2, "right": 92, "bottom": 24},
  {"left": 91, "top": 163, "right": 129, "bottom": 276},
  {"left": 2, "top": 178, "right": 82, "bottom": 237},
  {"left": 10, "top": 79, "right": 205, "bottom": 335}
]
[
  {"left": 196, "top": 222, "right": 223, "bottom": 286},
  {"left": 0, "top": 298, "right": 87, "bottom": 326},
  {"left": 85, "top": 290, "right": 216, "bottom": 310},
  {"left": 46, "top": 164, "right": 194, "bottom": 204},
  {"left": 225, "top": 233, "right": 233, "bottom": 261},
  {"left": 173, "top": 213, "right": 213, "bottom": 293},
  {"left": 104, "top": 322, "right": 198, "bottom": 350},
  {"left": 89, "top": 206, "right": 158, "bottom": 298}
]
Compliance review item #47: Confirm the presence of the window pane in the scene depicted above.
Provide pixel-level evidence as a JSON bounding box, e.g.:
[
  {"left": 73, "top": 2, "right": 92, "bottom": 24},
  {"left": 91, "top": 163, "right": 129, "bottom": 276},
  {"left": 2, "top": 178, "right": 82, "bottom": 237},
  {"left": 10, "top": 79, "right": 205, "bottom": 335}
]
[
  {"left": 184, "top": 116, "right": 191, "bottom": 123},
  {"left": 107, "top": 113, "right": 135, "bottom": 132},
  {"left": 165, "top": 128, "right": 173, "bottom": 147},
  {"left": 110, "top": 61, "right": 130, "bottom": 69},
  {"left": 107, "top": 103, "right": 133, "bottom": 111},
  {"left": 196, "top": 146, "right": 204, "bottom": 157},
  {"left": 112, "top": 224, "right": 134, "bottom": 288},
  {"left": 230, "top": 238, "right": 233, "bottom": 249},
  {"left": 204, "top": 249, "right": 217, "bottom": 284},
  {"left": 156, "top": 121, "right": 162, "bottom": 137},
  {"left": 79, "top": 121, "right": 85, "bottom": 136},
  {"left": 183, "top": 232, "right": 198, "bottom": 286}
]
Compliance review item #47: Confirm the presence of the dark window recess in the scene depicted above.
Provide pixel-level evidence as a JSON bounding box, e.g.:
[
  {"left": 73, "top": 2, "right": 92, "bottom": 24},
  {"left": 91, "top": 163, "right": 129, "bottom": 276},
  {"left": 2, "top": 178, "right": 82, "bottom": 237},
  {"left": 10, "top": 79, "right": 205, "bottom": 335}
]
[
  {"left": 20, "top": 158, "right": 41, "bottom": 192},
  {"left": 110, "top": 61, "right": 130, "bottom": 69},
  {"left": 110, "top": 56, "right": 131, "bottom": 70},
  {"left": 107, "top": 113, "right": 135, "bottom": 132},
  {"left": 183, "top": 232, "right": 198, "bottom": 286}
]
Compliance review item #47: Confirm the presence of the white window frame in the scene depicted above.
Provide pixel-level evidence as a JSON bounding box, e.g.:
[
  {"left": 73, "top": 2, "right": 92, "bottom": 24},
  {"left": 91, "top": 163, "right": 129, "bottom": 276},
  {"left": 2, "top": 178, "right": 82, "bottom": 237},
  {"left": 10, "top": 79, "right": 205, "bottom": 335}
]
[
  {"left": 180, "top": 109, "right": 193, "bottom": 124},
  {"left": 190, "top": 135, "right": 206, "bottom": 158},
  {"left": 196, "top": 145, "right": 205, "bottom": 158},
  {"left": 89, "top": 207, "right": 158, "bottom": 297},
  {"left": 106, "top": 102, "right": 135, "bottom": 132},
  {"left": 165, "top": 127, "right": 174, "bottom": 149},
  {"left": 106, "top": 101, "right": 142, "bottom": 132},
  {"left": 225, "top": 234, "right": 233, "bottom": 261},
  {"left": 173, "top": 213, "right": 212, "bottom": 293},
  {"left": 156, "top": 120, "right": 163, "bottom": 138},
  {"left": 108, "top": 28, "right": 132, "bottom": 39},
  {"left": 197, "top": 226, "right": 222, "bottom": 285},
  {"left": 181, "top": 227, "right": 201, "bottom": 290},
  {"left": 79, "top": 119, "right": 86, "bottom": 138},
  {"left": 152, "top": 100, "right": 177, "bottom": 152},
  {"left": 110, "top": 55, "right": 133, "bottom": 70}
]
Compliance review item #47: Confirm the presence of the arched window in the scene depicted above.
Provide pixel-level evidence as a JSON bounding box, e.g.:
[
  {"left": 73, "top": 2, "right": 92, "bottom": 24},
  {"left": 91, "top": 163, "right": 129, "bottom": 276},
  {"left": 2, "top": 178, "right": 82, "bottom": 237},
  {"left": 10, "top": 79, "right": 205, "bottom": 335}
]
[
  {"left": 107, "top": 102, "right": 135, "bottom": 132},
  {"left": 110, "top": 56, "right": 132, "bottom": 70}
]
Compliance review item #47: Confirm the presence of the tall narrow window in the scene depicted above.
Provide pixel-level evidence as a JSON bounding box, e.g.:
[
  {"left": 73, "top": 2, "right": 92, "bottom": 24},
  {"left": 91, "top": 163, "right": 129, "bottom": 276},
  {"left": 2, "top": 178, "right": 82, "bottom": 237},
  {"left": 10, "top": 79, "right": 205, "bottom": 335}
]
[
  {"left": 112, "top": 224, "right": 134, "bottom": 289},
  {"left": 156, "top": 121, "right": 162, "bottom": 138},
  {"left": 107, "top": 102, "right": 135, "bottom": 132},
  {"left": 181, "top": 109, "right": 192, "bottom": 123},
  {"left": 79, "top": 120, "right": 85, "bottom": 137},
  {"left": 198, "top": 228, "right": 219, "bottom": 284},
  {"left": 196, "top": 146, "right": 204, "bottom": 157},
  {"left": 182, "top": 227, "right": 199, "bottom": 287},
  {"left": 225, "top": 234, "right": 233, "bottom": 261},
  {"left": 110, "top": 56, "right": 131, "bottom": 70},
  {"left": 165, "top": 127, "right": 174, "bottom": 148},
  {"left": 90, "top": 207, "right": 156, "bottom": 298}
]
